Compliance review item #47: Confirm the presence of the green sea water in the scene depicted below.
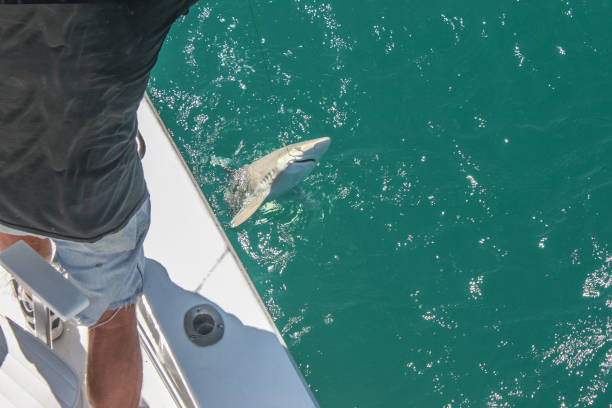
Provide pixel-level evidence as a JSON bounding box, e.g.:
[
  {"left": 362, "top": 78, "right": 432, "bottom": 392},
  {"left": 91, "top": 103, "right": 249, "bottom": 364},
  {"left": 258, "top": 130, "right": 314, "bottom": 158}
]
[{"left": 148, "top": 1, "right": 612, "bottom": 406}]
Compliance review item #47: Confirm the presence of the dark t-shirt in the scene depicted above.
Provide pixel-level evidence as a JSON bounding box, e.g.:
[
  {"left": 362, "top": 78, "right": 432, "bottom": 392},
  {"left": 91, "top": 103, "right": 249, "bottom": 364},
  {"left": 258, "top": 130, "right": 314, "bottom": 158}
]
[{"left": 0, "top": 1, "right": 195, "bottom": 242}]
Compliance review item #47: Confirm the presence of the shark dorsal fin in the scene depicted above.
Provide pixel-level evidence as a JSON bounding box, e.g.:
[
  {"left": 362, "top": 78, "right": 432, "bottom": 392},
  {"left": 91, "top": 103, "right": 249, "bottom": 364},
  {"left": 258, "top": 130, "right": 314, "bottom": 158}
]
[{"left": 230, "top": 191, "right": 270, "bottom": 228}]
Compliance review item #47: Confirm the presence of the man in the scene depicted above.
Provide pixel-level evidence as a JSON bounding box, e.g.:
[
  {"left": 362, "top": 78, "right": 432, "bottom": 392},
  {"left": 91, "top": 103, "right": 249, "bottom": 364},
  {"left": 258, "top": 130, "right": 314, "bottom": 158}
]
[{"left": 0, "top": 2, "right": 196, "bottom": 406}]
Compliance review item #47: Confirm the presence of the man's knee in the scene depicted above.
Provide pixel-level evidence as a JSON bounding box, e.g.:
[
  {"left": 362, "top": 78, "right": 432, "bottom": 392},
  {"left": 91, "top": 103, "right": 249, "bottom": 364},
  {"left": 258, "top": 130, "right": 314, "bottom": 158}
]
[{"left": 90, "top": 304, "right": 138, "bottom": 331}]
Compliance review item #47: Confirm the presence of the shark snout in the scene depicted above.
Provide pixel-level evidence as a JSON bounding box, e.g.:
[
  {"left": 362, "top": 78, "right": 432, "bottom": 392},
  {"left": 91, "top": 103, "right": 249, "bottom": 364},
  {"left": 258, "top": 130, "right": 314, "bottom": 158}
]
[
  {"left": 311, "top": 136, "right": 331, "bottom": 155},
  {"left": 291, "top": 137, "right": 331, "bottom": 162}
]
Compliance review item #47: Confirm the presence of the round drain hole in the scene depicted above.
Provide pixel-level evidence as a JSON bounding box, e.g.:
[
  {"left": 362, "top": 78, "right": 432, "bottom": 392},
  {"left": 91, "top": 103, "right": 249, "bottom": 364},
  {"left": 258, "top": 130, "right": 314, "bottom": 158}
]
[
  {"left": 184, "top": 304, "right": 224, "bottom": 347},
  {"left": 193, "top": 313, "right": 215, "bottom": 335}
]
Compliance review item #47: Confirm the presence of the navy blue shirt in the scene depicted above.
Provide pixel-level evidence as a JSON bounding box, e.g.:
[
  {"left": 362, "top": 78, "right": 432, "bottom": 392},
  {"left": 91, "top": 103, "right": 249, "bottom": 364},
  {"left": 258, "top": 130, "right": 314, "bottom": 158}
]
[{"left": 0, "top": 1, "right": 195, "bottom": 241}]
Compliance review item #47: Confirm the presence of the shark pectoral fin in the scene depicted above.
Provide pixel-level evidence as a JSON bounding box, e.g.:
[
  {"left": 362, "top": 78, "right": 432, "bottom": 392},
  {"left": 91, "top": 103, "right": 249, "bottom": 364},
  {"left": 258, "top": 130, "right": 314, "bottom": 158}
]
[{"left": 230, "top": 192, "right": 269, "bottom": 228}]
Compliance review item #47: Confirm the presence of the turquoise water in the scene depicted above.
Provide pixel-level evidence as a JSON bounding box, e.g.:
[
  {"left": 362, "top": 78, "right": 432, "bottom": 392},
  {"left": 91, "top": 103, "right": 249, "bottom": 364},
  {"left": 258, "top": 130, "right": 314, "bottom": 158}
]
[{"left": 148, "top": 1, "right": 612, "bottom": 406}]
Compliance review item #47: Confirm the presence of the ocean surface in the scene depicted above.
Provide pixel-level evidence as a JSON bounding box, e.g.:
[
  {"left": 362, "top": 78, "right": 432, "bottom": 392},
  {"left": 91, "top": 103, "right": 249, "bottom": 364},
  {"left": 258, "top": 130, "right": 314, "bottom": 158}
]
[{"left": 148, "top": 1, "right": 612, "bottom": 406}]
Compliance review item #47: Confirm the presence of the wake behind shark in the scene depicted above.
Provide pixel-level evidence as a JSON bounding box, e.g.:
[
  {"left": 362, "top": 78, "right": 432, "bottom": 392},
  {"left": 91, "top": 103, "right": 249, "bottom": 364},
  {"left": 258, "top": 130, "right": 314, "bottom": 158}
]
[{"left": 224, "top": 137, "right": 331, "bottom": 227}]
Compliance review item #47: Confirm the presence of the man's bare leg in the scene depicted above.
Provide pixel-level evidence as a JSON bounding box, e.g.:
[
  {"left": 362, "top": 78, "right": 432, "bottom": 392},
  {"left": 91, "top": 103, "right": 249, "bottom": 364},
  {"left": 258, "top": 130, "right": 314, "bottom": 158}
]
[{"left": 88, "top": 304, "right": 142, "bottom": 408}]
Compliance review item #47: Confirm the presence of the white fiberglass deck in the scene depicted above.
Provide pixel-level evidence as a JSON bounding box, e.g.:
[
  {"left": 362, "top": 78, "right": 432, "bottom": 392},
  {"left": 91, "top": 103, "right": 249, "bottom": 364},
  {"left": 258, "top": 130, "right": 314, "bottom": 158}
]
[{"left": 138, "top": 94, "right": 317, "bottom": 407}]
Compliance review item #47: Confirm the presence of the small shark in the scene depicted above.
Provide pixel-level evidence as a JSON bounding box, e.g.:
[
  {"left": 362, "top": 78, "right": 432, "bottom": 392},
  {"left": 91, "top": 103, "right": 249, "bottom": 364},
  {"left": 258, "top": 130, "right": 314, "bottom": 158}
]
[{"left": 225, "top": 137, "right": 331, "bottom": 227}]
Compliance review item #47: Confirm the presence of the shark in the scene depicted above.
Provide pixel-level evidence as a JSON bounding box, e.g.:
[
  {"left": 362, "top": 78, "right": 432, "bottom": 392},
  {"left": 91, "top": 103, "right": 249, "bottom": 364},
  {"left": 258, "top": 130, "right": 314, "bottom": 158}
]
[{"left": 224, "top": 137, "right": 331, "bottom": 227}]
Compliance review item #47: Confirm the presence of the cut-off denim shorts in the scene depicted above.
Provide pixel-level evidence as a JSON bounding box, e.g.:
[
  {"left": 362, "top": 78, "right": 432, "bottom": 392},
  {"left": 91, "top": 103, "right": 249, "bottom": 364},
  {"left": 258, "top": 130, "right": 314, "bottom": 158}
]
[{"left": 0, "top": 198, "right": 150, "bottom": 326}]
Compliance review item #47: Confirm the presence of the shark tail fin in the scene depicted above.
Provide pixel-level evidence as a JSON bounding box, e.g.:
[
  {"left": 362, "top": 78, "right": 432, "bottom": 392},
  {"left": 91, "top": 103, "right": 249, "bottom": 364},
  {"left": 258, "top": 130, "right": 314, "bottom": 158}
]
[{"left": 230, "top": 192, "right": 269, "bottom": 228}]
